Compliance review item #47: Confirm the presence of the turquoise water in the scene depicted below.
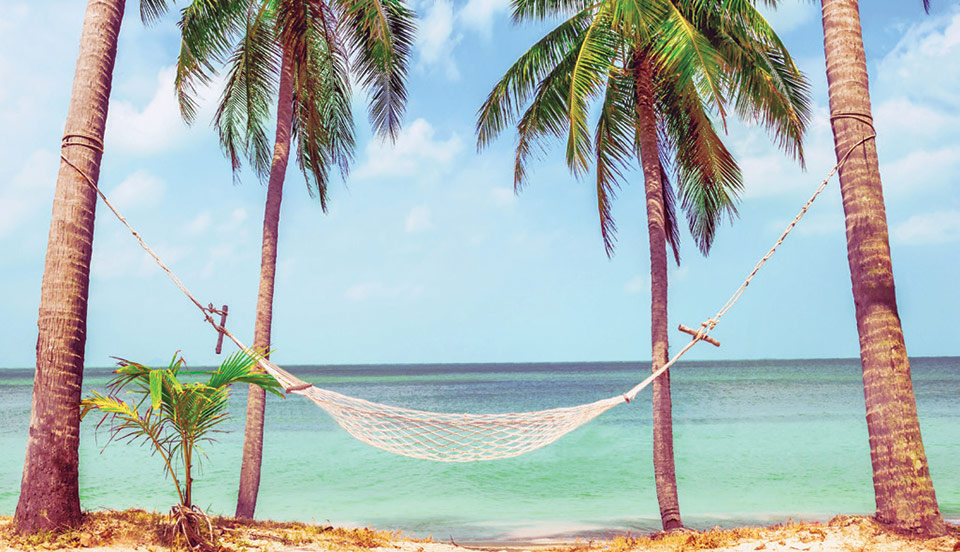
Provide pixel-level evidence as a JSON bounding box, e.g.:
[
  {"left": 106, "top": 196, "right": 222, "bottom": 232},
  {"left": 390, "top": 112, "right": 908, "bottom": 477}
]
[{"left": 1, "top": 358, "right": 957, "bottom": 541}]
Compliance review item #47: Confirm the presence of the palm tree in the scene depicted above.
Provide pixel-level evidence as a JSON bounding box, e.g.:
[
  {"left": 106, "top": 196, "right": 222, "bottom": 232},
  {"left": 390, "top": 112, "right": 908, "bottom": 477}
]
[
  {"left": 477, "top": 0, "right": 810, "bottom": 529},
  {"left": 14, "top": 0, "right": 171, "bottom": 535},
  {"left": 81, "top": 350, "right": 283, "bottom": 548},
  {"left": 175, "top": 0, "right": 414, "bottom": 518},
  {"left": 818, "top": 0, "right": 944, "bottom": 535}
]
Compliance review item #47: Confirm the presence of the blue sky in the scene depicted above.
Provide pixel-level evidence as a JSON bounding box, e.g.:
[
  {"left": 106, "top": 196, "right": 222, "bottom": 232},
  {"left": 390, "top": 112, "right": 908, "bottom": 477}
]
[{"left": 0, "top": 0, "right": 958, "bottom": 368}]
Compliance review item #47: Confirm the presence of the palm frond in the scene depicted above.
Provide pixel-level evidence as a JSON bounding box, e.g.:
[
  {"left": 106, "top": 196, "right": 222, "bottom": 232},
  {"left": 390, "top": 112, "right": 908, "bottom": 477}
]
[
  {"left": 214, "top": 1, "right": 281, "bottom": 181},
  {"left": 709, "top": 3, "right": 811, "bottom": 165},
  {"left": 175, "top": 0, "right": 249, "bottom": 123},
  {"left": 594, "top": 70, "right": 636, "bottom": 257},
  {"left": 649, "top": 2, "right": 728, "bottom": 128},
  {"left": 511, "top": 0, "right": 592, "bottom": 22},
  {"left": 566, "top": 3, "right": 620, "bottom": 176},
  {"left": 512, "top": 30, "right": 589, "bottom": 190},
  {"left": 208, "top": 349, "right": 284, "bottom": 397},
  {"left": 657, "top": 155, "right": 681, "bottom": 265},
  {"left": 286, "top": 0, "right": 356, "bottom": 209},
  {"left": 477, "top": 7, "right": 593, "bottom": 151},
  {"left": 141, "top": 0, "right": 171, "bottom": 25},
  {"left": 657, "top": 71, "right": 741, "bottom": 255},
  {"left": 334, "top": 0, "right": 415, "bottom": 140}
]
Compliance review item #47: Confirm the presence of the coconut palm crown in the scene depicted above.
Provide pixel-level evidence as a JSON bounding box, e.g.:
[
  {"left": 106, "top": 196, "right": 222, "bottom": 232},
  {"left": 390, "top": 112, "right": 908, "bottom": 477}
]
[
  {"left": 477, "top": 0, "right": 811, "bottom": 258},
  {"left": 172, "top": 0, "right": 415, "bottom": 205}
]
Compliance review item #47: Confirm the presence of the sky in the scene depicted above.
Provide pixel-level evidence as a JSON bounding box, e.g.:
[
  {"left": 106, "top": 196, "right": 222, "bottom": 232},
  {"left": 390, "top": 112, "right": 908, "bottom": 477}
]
[{"left": 0, "top": 0, "right": 958, "bottom": 368}]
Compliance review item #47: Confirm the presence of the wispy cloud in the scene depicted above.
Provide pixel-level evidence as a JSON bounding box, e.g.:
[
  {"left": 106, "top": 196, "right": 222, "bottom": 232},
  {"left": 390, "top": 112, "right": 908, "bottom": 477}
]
[
  {"left": 459, "top": 0, "right": 510, "bottom": 36},
  {"left": 416, "top": 0, "right": 461, "bottom": 79},
  {"left": 893, "top": 210, "right": 960, "bottom": 245},
  {"left": 109, "top": 170, "right": 165, "bottom": 211},
  {"left": 355, "top": 118, "right": 462, "bottom": 179},
  {"left": 877, "top": 10, "right": 960, "bottom": 109},
  {"left": 105, "top": 67, "right": 190, "bottom": 155},
  {"left": 0, "top": 149, "right": 57, "bottom": 239}
]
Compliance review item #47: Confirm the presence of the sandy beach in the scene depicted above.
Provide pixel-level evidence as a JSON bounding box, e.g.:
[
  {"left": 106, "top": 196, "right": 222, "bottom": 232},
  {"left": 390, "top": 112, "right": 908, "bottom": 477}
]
[{"left": 2, "top": 511, "right": 958, "bottom": 552}]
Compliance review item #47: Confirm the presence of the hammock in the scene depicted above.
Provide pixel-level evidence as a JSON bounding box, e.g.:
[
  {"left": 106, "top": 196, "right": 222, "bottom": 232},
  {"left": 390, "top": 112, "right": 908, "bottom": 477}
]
[
  {"left": 265, "top": 359, "right": 626, "bottom": 461},
  {"left": 59, "top": 123, "right": 875, "bottom": 463}
]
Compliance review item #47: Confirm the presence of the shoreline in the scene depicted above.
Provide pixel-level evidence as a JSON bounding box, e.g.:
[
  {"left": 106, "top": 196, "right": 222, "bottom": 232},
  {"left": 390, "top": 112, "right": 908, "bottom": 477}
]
[{"left": 2, "top": 510, "right": 958, "bottom": 552}]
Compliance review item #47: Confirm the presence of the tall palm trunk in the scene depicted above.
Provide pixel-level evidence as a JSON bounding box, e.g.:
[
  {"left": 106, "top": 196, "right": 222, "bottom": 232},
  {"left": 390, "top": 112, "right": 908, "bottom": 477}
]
[
  {"left": 236, "top": 50, "right": 295, "bottom": 519},
  {"left": 820, "top": 0, "right": 943, "bottom": 535},
  {"left": 14, "top": 0, "right": 125, "bottom": 535},
  {"left": 634, "top": 53, "right": 682, "bottom": 531}
]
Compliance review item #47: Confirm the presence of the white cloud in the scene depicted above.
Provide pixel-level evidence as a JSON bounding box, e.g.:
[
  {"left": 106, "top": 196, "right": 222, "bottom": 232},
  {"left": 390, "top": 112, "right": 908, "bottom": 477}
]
[
  {"left": 875, "top": 98, "right": 959, "bottom": 143},
  {"left": 109, "top": 170, "right": 165, "bottom": 211},
  {"left": 877, "top": 10, "right": 960, "bottom": 109},
  {"left": 624, "top": 275, "right": 647, "bottom": 294},
  {"left": 881, "top": 146, "right": 960, "bottom": 196},
  {"left": 0, "top": 149, "right": 58, "bottom": 238},
  {"left": 459, "top": 0, "right": 510, "bottom": 36},
  {"left": 105, "top": 67, "right": 191, "bottom": 155},
  {"left": 735, "top": 106, "right": 835, "bottom": 199},
  {"left": 405, "top": 205, "right": 433, "bottom": 233},
  {"left": 355, "top": 118, "right": 462, "bottom": 179},
  {"left": 417, "top": 0, "right": 461, "bottom": 79},
  {"left": 344, "top": 282, "right": 425, "bottom": 302},
  {"left": 893, "top": 210, "right": 960, "bottom": 245}
]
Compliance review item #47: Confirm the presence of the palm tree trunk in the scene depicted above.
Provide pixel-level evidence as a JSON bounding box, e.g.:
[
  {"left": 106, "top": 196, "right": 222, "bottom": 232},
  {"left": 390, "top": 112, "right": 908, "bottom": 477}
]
[
  {"left": 820, "top": 0, "right": 943, "bottom": 535},
  {"left": 13, "top": 0, "right": 124, "bottom": 535},
  {"left": 235, "top": 49, "right": 295, "bottom": 520},
  {"left": 634, "top": 53, "right": 682, "bottom": 531}
]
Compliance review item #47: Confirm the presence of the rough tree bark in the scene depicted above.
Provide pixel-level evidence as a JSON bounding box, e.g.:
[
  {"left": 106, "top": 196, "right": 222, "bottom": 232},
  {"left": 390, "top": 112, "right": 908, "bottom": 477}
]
[
  {"left": 14, "top": 0, "right": 125, "bottom": 535},
  {"left": 820, "top": 0, "right": 944, "bottom": 535},
  {"left": 635, "top": 52, "right": 682, "bottom": 531},
  {"left": 236, "top": 50, "right": 295, "bottom": 519}
]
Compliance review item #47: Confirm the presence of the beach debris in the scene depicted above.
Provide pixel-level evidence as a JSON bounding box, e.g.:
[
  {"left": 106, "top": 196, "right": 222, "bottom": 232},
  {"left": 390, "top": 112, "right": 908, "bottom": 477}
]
[{"left": 77, "top": 532, "right": 94, "bottom": 547}]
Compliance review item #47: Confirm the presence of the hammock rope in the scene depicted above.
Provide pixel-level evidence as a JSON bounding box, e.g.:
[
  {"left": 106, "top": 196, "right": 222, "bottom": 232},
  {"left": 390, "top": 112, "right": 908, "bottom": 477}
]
[{"left": 59, "top": 120, "right": 875, "bottom": 462}]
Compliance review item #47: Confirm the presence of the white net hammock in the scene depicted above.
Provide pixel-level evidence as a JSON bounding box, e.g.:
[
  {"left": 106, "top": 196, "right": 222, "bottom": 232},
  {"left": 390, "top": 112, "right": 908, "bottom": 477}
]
[{"left": 258, "top": 359, "right": 644, "bottom": 462}]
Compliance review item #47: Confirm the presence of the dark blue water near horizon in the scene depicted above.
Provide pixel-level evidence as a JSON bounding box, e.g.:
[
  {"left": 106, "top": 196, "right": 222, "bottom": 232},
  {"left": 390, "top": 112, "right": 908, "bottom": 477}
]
[{"left": 1, "top": 357, "right": 957, "bottom": 542}]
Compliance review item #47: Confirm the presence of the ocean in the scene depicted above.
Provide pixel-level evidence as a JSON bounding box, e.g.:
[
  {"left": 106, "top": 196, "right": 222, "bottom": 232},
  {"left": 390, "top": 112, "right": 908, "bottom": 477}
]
[{"left": 1, "top": 358, "right": 957, "bottom": 542}]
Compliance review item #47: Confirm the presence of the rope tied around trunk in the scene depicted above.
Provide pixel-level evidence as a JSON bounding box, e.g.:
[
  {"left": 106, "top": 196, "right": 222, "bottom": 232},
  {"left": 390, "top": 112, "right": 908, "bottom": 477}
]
[{"left": 56, "top": 122, "right": 875, "bottom": 461}]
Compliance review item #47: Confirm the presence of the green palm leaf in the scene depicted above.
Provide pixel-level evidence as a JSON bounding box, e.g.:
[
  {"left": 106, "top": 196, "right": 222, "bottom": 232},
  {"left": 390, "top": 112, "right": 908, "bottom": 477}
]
[
  {"left": 214, "top": 1, "right": 282, "bottom": 180},
  {"left": 477, "top": 7, "right": 593, "bottom": 151},
  {"left": 594, "top": 70, "right": 635, "bottom": 256},
  {"left": 657, "top": 70, "right": 741, "bottom": 254},
  {"left": 336, "top": 0, "right": 416, "bottom": 140},
  {"left": 566, "top": 3, "right": 619, "bottom": 176},
  {"left": 175, "top": 0, "right": 249, "bottom": 123}
]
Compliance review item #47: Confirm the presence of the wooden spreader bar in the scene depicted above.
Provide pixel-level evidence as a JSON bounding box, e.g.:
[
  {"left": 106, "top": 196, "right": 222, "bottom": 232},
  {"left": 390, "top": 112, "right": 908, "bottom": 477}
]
[
  {"left": 285, "top": 383, "right": 313, "bottom": 394},
  {"left": 678, "top": 324, "right": 721, "bottom": 347},
  {"left": 207, "top": 303, "right": 230, "bottom": 354}
]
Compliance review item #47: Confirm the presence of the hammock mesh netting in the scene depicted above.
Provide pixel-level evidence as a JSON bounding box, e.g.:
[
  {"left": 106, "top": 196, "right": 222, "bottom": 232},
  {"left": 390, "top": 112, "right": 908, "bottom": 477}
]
[{"left": 261, "top": 360, "right": 628, "bottom": 462}]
